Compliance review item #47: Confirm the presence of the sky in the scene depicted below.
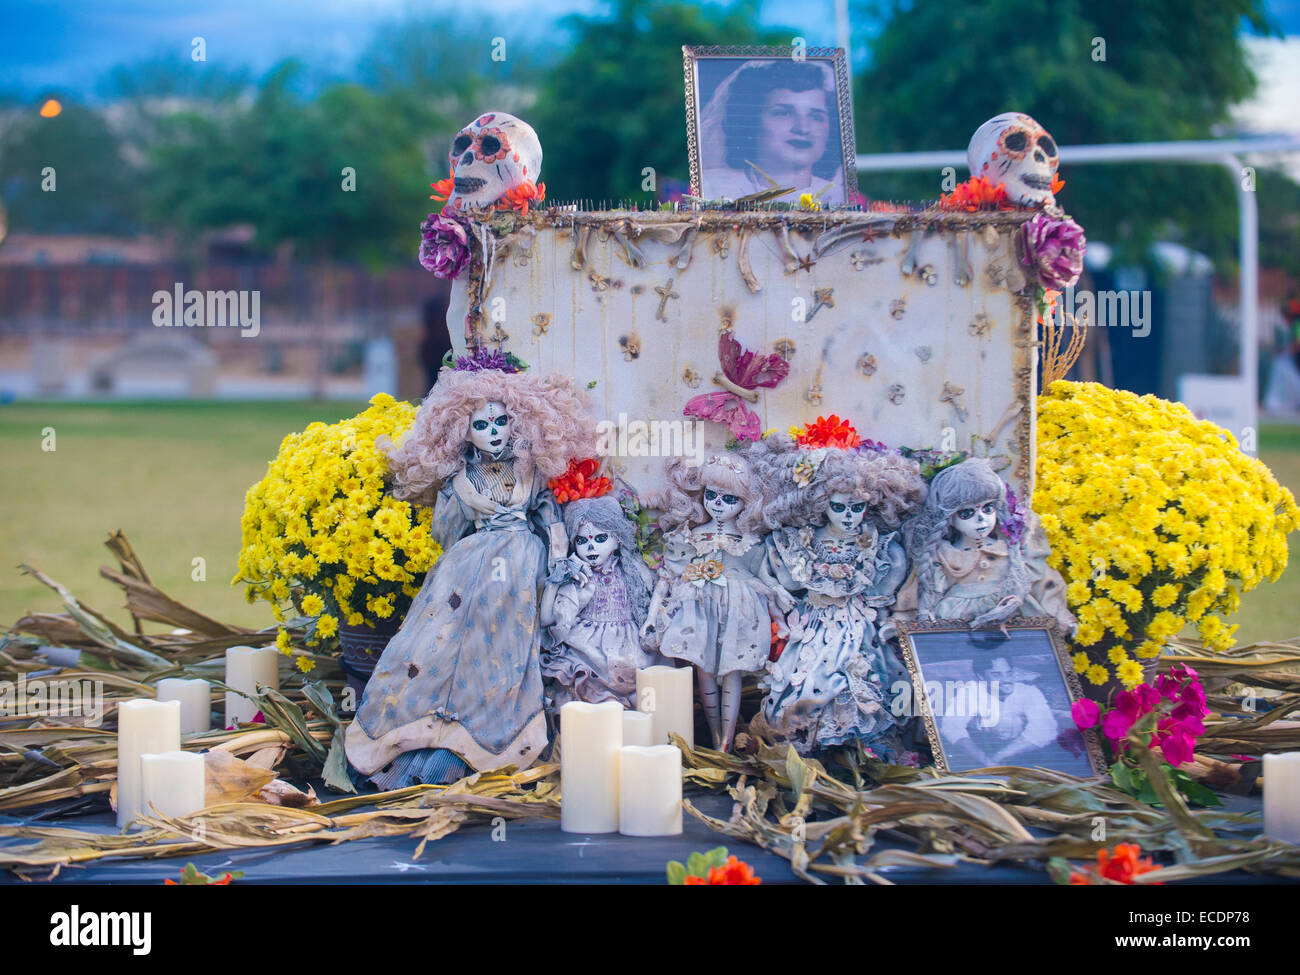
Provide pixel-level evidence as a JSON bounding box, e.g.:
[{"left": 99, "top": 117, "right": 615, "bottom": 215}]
[{"left": 1, "top": 0, "right": 1298, "bottom": 114}]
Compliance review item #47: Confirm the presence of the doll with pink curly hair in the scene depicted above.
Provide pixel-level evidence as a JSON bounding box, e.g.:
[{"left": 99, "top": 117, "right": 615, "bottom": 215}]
[
  {"left": 641, "top": 453, "right": 791, "bottom": 752},
  {"left": 344, "top": 362, "right": 597, "bottom": 787}
]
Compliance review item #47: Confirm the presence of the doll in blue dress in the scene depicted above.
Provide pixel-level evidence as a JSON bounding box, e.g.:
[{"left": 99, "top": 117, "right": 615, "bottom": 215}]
[{"left": 344, "top": 360, "right": 596, "bottom": 787}]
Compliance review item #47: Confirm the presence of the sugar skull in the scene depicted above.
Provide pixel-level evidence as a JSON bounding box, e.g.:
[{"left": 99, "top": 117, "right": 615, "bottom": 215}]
[
  {"left": 445, "top": 111, "right": 542, "bottom": 212},
  {"left": 966, "top": 112, "right": 1059, "bottom": 207}
]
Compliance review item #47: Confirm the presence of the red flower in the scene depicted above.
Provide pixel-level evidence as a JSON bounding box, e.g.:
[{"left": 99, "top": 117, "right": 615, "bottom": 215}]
[
  {"left": 940, "top": 176, "right": 1012, "bottom": 211},
  {"left": 1069, "top": 843, "right": 1163, "bottom": 885},
  {"left": 768, "top": 621, "right": 787, "bottom": 662},
  {"left": 705, "top": 856, "right": 762, "bottom": 885},
  {"left": 429, "top": 176, "right": 455, "bottom": 204},
  {"left": 548, "top": 458, "right": 612, "bottom": 503},
  {"left": 499, "top": 179, "right": 546, "bottom": 215},
  {"left": 795, "top": 415, "right": 861, "bottom": 449}
]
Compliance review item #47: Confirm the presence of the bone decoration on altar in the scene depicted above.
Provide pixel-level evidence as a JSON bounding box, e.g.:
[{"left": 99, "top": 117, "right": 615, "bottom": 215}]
[{"left": 448, "top": 206, "right": 1042, "bottom": 499}]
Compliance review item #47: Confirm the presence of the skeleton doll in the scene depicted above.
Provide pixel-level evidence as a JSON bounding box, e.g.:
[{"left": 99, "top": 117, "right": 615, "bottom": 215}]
[
  {"left": 967, "top": 112, "right": 1060, "bottom": 207},
  {"left": 444, "top": 111, "right": 543, "bottom": 212},
  {"left": 344, "top": 361, "right": 595, "bottom": 788},
  {"left": 895, "top": 458, "right": 1075, "bottom": 634},
  {"left": 642, "top": 454, "right": 790, "bottom": 752},
  {"left": 749, "top": 433, "right": 926, "bottom": 757},
  {"left": 540, "top": 496, "right": 664, "bottom": 710}
]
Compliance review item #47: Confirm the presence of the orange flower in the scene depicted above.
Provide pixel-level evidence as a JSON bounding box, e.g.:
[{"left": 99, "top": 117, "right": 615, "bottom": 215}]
[
  {"left": 1051, "top": 173, "right": 1065, "bottom": 195},
  {"left": 499, "top": 179, "right": 546, "bottom": 215},
  {"left": 1068, "top": 843, "right": 1163, "bottom": 885},
  {"left": 429, "top": 176, "right": 455, "bottom": 203},
  {"left": 1039, "top": 288, "right": 1062, "bottom": 325},
  {"left": 795, "top": 414, "right": 861, "bottom": 449},
  {"left": 547, "top": 457, "right": 611, "bottom": 503},
  {"left": 705, "top": 856, "right": 762, "bottom": 885},
  {"left": 684, "top": 875, "right": 709, "bottom": 885},
  {"left": 940, "top": 176, "right": 1012, "bottom": 211},
  {"left": 769, "top": 620, "right": 787, "bottom": 662}
]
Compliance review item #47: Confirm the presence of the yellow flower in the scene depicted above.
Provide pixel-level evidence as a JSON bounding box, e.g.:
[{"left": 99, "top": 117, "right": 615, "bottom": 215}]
[
  {"left": 301, "top": 593, "right": 325, "bottom": 616},
  {"left": 1085, "top": 664, "right": 1109, "bottom": 686},
  {"left": 296, "top": 655, "right": 316, "bottom": 674},
  {"left": 1116, "top": 658, "right": 1144, "bottom": 688},
  {"left": 1107, "top": 644, "right": 1128, "bottom": 665},
  {"left": 1151, "top": 584, "right": 1180, "bottom": 609},
  {"left": 1072, "top": 651, "right": 1089, "bottom": 674},
  {"left": 797, "top": 192, "right": 820, "bottom": 211},
  {"left": 316, "top": 614, "right": 339, "bottom": 638},
  {"left": 275, "top": 628, "right": 292, "bottom": 654}
]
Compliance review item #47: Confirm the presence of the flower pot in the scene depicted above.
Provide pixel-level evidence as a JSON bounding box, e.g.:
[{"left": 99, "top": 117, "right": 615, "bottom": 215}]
[{"left": 339, "top": 619, "right": 402, "bottom": 713}]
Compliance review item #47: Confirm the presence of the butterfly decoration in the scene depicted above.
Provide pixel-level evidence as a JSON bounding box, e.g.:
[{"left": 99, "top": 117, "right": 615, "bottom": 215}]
[{"left": 683, "top": 332, "right": 790, "bottom": 441}]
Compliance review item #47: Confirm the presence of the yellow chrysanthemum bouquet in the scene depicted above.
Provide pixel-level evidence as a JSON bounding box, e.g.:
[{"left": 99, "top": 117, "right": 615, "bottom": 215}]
[
  {"left": 233, "top": 393, "right": 443, "bottom": 670},
  {"left": 1036, "top": 380, "right": 1299, "bottom": 689}
]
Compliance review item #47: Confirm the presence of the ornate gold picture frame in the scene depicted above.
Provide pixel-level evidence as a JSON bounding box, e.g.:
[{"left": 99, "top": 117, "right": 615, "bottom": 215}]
[
  {"left": 895, "top": 617, "right": 1106, "bottom": 777},
  {"left": 683, "top": 45, "right": 859, "bottom": 203}
]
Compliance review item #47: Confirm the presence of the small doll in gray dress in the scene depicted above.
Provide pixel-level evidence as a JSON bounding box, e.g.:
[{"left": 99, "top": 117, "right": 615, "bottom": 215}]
[
  {"left": 642, "top": 453, "right": 790, "bottom": 753},
  {"left": 540, "top": 494, "right": 664, "bottom": 710},
  {"left": 749, "top": 431, "right": 926, "bottom": 756}
]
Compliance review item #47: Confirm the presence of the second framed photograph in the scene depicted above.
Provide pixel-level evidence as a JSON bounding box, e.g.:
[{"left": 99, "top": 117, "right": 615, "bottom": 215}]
[
  {"left": 895, "top": 618, "right": 1106, "bottom": 778},
  {"left": 683, "top": 45, "right": 858, "bottom": 204}
]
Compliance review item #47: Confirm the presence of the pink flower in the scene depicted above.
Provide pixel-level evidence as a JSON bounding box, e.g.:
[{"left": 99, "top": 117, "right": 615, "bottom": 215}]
[
  {"left": 1071, "top": 699, "right": 1100, "bottom": 730},
  {"left": 1021, "top": 213, "right": 1086, "bottom": 291},
  {"left": 1157, "top": 730, "right": 1196, "bottom": 766}
]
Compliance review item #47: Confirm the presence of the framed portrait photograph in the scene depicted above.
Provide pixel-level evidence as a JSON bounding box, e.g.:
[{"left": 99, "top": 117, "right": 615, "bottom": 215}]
[
  {"left": 683, "top": 45, "right": 858, "bottom": 205},
  {"left": 895, "top": 618, "right": 1106, "bottom": 778}
]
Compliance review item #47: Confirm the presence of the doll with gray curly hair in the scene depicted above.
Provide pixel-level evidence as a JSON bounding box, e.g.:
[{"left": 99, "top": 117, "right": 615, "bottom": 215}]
[
  {"left": 539, "top": 495, "right": 664, "bottom": 710},
  {"left": 895, "top": 458, "right": 1074, "bottom": 634},
  {"left": 749, "top": 434, "right": 926, "bottom": 757},
  {"left": 641, "top": 453, "right": 790, "bottom": 752}
]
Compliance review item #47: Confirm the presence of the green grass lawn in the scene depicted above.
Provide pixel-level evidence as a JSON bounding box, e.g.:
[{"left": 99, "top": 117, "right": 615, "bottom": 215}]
[
  {"left": 0, "top": 400, "right": 368, "bottom": 633},
  {"left": 2, "top": 403, "right": 1300, "bottom": 647}
]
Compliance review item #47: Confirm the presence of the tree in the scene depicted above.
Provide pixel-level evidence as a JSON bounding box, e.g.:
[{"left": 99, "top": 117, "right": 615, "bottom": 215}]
[
  {"left": 852, "top": 0, "right": 1281, "bottom": 270},
  {"left": 531, "top": 0, "right": 793, "bottom": 203}
]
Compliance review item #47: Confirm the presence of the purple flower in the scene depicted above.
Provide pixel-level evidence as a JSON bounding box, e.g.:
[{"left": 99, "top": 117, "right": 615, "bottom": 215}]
[
  {"left": 1000, "top": 483, "right": 1027, "bottom": 545},
  {"left": 452, "top": 348, "right": 527, "bottom": 373},
  {"left": 419, "top": 213, "right": 472, "bottom": 279},
  {"left": 1021, "top": 212, "right": 1086, "bottom": 291}
]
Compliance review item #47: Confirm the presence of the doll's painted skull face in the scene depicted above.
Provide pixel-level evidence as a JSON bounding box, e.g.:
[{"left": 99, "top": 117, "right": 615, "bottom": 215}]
[
  {"left": 703, "top": 483, "right": 743, "bottom": 523},
  {"left": 469, "top": 401, "right": 510, "bottom": 456},
  {"left": 573, "top": 518, "right": 618, "bottom": 568},
  {"left": 826, "top": 491, "right": 868, "bottom": 534},
  {"left": 951, "top": 498, "right": 999, "bottom": 545}
]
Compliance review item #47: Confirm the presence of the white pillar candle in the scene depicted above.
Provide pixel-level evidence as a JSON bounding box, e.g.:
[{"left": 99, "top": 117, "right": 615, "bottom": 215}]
[
  {"left": 560, "top": 700, "right": 623, "bottom": 834},
  {"left": 156, "top": 678, "right": 211, "bottom": 735},
  {"left": 140, "top": 750, "right": 206, "bottom": 819},
  {"left": 1264, "top": 752, "right": 1300, "bottom": 843},
  {"left": 225, "top": 645, "right": 279, "bottom": 727},
  {"left": 117, "top": 699, "right": 181, "bottom": 828},
  {"left": 619, "top": 744, "right": 683, "bottom": 837},
  {"left": 636, "top": 665, "right": 694, "bottom": 749},
  {"left": 622, "top": 710, "right": 654, "bottom": 747}
]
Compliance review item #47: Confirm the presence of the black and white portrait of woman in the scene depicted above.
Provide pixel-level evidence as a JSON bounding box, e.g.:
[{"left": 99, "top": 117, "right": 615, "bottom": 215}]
[{"left": 686, "top": 49, "right": 856, "bottom": 205}]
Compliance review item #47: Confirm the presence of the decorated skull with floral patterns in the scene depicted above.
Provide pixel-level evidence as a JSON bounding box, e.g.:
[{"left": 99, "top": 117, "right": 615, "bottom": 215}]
[
  {"left": 966, "top": 112, "right": 1060, "bottom": 207},
  {"left": 445, "top": 111, "right": 543, "bottom": 211}
]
